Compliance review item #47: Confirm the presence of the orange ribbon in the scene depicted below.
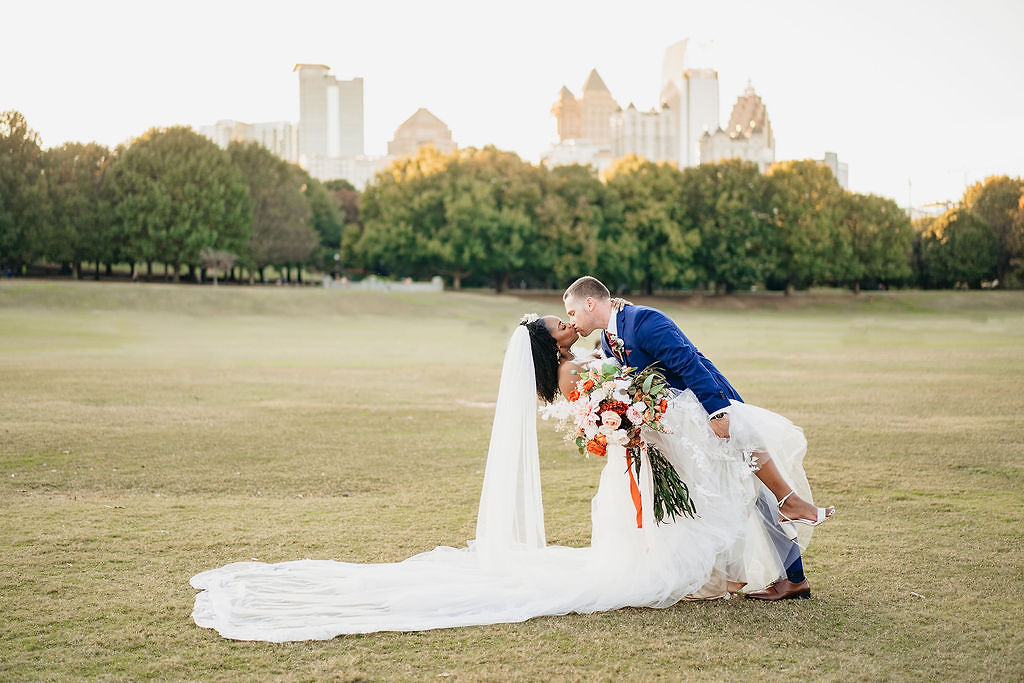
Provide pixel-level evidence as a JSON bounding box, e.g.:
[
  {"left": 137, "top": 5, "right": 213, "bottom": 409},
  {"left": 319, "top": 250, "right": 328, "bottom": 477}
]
[{"left": 627, "top": 456, "right": 642, "bottom": 529}]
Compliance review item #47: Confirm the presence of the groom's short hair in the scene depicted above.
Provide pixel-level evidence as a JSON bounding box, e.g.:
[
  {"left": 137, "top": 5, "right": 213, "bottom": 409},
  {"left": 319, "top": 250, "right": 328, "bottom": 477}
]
[{"left": 563, "top": 276, "right": 610, "bottom": 302}]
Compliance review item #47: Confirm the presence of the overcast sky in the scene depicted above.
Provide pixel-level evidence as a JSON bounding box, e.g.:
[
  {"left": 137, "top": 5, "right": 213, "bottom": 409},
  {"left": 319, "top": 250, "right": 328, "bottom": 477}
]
[{"left": 3, "top": 0, "right": 1022, "bottom": 206}]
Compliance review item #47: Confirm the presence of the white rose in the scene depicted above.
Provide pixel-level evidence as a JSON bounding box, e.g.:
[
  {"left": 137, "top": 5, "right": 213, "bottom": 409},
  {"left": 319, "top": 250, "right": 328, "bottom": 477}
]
[{"left": 611, "top": 429, "right": 630, "bottom": 446}]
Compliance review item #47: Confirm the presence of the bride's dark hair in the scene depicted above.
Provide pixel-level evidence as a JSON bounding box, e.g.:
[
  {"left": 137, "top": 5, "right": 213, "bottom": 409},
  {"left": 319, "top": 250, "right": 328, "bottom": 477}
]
[{"left": 520, "top": 318, "right": 560, "bottom": 403}]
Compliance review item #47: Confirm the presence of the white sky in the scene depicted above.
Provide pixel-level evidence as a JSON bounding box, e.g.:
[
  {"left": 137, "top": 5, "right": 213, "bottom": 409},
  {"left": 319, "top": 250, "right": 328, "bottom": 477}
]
[{"left": 3, "top": 0, "right": 1022, "bottom": 206}]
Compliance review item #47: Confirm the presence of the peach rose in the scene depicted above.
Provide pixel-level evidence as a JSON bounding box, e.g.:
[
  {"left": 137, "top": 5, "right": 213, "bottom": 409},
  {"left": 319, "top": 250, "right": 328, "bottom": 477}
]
[{"left": 600, "top": 410, "right": 622, "bottom": 430}]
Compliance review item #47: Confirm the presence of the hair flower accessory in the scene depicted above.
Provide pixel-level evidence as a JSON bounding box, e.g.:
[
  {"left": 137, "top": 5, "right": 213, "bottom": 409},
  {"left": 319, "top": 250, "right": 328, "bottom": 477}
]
[{"left": 519, "top": 313, "right": 539, "bottom": 325}]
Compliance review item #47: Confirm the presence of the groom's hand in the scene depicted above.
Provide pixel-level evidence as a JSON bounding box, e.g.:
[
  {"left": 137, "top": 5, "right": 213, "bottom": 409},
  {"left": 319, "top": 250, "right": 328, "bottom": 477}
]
[{"left": 710, "top": 414, "right": 730, "bottom": 439}]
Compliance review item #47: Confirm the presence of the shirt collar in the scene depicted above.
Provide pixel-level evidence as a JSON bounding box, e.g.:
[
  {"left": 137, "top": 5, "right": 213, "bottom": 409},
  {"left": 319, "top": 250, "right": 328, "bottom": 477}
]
[{"left": 605, "top": 308, "right": 619, "bottom": 338}]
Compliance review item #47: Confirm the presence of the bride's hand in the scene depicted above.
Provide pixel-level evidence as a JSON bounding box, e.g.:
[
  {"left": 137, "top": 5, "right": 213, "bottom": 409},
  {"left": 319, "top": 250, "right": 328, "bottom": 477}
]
[{"left": 610, "top": 297, "right": 632, "bottom": 312}]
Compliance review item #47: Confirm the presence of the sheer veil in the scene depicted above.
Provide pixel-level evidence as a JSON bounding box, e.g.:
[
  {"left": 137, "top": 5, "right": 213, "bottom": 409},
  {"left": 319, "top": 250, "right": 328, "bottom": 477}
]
[{"left": 473, "top": 325, "right": 546, "bottom": 563}]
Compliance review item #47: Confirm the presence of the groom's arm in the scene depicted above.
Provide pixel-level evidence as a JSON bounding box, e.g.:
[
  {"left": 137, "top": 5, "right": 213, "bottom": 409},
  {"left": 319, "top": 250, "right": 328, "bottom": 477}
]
[{"left": 634, "top": 309, "right": 731, "bottom": 416}]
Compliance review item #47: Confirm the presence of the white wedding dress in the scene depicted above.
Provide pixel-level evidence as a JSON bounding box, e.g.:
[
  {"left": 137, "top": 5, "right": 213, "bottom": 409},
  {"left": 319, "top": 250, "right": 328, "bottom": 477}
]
[{"left": 191, "top": 327, "right": 815, "bottom": 641}]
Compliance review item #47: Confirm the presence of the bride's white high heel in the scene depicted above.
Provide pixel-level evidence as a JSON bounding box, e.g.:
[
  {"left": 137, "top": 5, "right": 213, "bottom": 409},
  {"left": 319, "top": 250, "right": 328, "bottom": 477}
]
[{"left": 777, "top": 490, "right": 835, "bottom": 526}]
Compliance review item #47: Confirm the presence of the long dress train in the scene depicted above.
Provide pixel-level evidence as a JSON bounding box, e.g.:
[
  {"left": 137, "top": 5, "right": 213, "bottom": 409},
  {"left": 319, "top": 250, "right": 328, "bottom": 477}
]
[{"left": 190, "top": 327, "right": 813, "bottom": 641}]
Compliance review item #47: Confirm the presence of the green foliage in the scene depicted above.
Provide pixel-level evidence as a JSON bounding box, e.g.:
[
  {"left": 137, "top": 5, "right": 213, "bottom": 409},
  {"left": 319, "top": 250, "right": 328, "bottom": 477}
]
[
  {"left": 298, "top": 172, "right": 346, "bottom": 273},
  {"left": 916, "top": 208, "right": 997, "bottom": 288},
  {"left": 604, "top": 155, "right": 698, "bottom": 293},
  {"left": 766, "top": 160, "right": 849, "bottom": 292},
  {"left": 838, "top": 192, "right": 914, "bottom": 291},
  {"left": 41, "top": 142, "right": 114, "bottom": 277},
  {"left": 962, "top": 175, "right": 1024, "bottom": 283},
  {"left": 105, "top": 127, "right": 251, "bottom": 280},
  {"left": 227, "top": 140, "right": 314, "bottom": 278},
  {"left": 360, "top": 146, "right": 584, "bottom": 291},
  {"left": 547, "top": 164, "right": 620, "bottom": 288},
  {"left": 2, "top": 105, "right": 1018, "bottom": 290},
  {"left": 358, "top": 147, "right": 448, "bottom": 279},
  {"left": 683, "top": 159, "right": 775, "bottom": 293},
  {"left": 0, "top": 110, "right": 50, "bottom": 269}
]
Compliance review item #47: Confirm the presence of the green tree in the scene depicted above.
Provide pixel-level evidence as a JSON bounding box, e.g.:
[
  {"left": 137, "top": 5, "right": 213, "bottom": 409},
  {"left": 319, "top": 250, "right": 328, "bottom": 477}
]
[
  {"left": 539, "top": 164, "right": 617, "bottom": 289},
  {"left": 227, "top": 141, "right": 314, "bottom": 283},
  {"left": 962, "top": 175, "right": 1024, "bottom": 285},
  {"left": 917, "top": 207, "right": 997, "bottom": 288},
  {"left": 605, "top": 155, "right": 697, "bottom": 294},
  {"left": 106, "top": 127, "right": 250, "bottom": 281},
  {"left": 0, "top": 110, "right": 49, "bottom": 273},
  {"left": 358, "top": 146, "right": 449, "bottom": 280},
  {"left": 359, "top": 146, "right": 548, "bottom": 292},
  {"left": 299, "top": 172, "right": 346, "bottom": 276},
  {"left": 838, "top": 192, "right": 914, "bottom": 292},
  {"left": 42, "top": 142, "right": 113, "bottom": 279},
  {"left": 436, "top": 174, "right": 493, "bottom": 289},
  {"left": 682, "top": 159, "right": 774, "bottom": 294},
  {"left": 766, "top": 159, "right": 850, "bottom": 293},
  {"left": 325, "top": 178, "right": 362, "bottom": 273},
  {"left": 455, "top": 147, "right": 544, "bottom": 292}
]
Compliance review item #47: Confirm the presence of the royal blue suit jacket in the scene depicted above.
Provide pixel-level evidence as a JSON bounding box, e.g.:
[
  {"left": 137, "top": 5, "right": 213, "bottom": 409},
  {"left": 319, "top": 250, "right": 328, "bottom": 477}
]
[{"left": 601, "top": 305, "right": 742, "bottom": 416}]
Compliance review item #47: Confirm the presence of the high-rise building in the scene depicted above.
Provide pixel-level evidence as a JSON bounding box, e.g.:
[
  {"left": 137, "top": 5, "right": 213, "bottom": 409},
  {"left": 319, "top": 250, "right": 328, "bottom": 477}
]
[
  {"left": 579, "top": 70, "right": 618, "bottom": 148},
  {"left": 551, "top": 86, "right": 582, "bottom": 141},
  {"left": 387, "top": 108, "right": 456, "bottom": 158},
  {"left": 547, "top": 69, "right": 620, "bottom": 169},
  {"left": 294, "top": 64, "right": 364, "bottom": 161},
  {"left": 551, "top": 70, "right": 619, "bottom": 148},
  {"left": 198, "top": 120, "right": 297, "bottom": 162},
  {"left": 700, "top": 84, "right": 775, "bottom": 171},
  {"left": 820, "top": 152, "right": 849, "bottom": 189},
  {"left": 611, "top": 104, "right": 676, "bottom": 162},
  {"left": 660, "top": 40, "right": 720, "bottom": 166}
]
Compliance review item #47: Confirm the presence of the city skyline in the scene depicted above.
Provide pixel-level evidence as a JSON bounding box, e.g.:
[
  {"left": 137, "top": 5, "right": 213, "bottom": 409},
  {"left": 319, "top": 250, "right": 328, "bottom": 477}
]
[{"left": 3, "top": 0, "right": 1022, "bottom": 207}]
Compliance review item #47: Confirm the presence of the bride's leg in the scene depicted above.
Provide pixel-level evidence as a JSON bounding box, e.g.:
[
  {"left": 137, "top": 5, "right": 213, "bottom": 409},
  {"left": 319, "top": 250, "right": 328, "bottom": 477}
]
[{"left": 753, "top": 452, "right": 835, "bottom": 524}]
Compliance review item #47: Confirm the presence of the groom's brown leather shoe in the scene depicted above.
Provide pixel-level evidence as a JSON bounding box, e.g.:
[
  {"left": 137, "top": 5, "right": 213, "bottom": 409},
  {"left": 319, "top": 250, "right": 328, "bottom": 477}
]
[{"left": 744, "top": 579, "right": 811, "bottom": 601}]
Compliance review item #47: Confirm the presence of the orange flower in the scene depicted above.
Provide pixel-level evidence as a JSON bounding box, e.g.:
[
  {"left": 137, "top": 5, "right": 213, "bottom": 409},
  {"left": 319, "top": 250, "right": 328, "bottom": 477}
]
[
  {"left": 586, "top": 440, "right": 607, "bottom": 457},
  {"left": 568, "top": 390, "right": 580, "bottom": 402},
  {"left": 582, "top": 379, "right": 595, "bottom": 392},
  {"left": 658, "top": 398, "right": 668, "bottom": 412},
  {"left": 595, "top": 432, "right": 608, "bottom": 446}
]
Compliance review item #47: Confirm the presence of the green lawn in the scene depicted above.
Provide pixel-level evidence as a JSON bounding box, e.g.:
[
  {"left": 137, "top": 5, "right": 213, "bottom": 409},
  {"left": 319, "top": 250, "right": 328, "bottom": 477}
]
[{"left": 1, "top": 281, "right": 1022, "bottom": 681}]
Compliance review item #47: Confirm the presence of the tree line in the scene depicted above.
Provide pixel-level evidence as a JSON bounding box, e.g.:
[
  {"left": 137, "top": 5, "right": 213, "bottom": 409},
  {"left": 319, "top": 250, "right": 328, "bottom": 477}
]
[
  {"left": 0, "top": 110, "right": 345, "bottom": 284},
  {"left": 2, "top": 109, "right": 1022, "bottom": 291}
]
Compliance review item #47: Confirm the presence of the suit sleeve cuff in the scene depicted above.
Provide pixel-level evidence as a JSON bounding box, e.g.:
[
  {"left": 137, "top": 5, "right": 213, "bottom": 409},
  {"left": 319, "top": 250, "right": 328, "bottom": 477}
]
[{"left": 708, "top": 408, "right": 729, "bottom": 420}]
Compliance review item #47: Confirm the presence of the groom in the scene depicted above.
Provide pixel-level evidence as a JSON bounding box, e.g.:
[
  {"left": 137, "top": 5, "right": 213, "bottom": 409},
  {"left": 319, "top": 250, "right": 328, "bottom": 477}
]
[{"left": 562, "top": 275, "right": 821, "bottom": 601}]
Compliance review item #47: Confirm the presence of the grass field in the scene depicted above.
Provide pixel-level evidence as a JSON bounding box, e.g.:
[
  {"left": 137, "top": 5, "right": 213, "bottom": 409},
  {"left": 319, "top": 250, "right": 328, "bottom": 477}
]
[{"left": 1, "top": 280, "right": 1022, "bottom": 681}]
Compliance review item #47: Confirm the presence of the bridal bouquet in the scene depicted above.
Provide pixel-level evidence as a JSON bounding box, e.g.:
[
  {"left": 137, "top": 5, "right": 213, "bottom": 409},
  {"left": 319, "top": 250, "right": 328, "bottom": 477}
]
[{"left": 552, "top": 362, "right": 697, "bottom": 524}]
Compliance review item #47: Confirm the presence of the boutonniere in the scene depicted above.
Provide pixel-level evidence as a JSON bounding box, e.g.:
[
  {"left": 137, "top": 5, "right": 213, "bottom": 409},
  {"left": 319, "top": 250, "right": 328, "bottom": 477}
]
[{"left": 608, "top": 332, "right": 625, "bottom": 358}]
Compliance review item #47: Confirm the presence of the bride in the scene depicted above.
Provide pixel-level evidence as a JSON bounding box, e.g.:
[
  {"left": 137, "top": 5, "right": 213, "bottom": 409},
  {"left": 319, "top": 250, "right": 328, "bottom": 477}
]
[{"left": 191, "top": 314, "right": 822, "bottom": 641}]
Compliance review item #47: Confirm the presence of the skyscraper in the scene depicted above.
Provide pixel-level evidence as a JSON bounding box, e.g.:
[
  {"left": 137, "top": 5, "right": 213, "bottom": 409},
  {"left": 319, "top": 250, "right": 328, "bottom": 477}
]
[
  {"left": 700, "top": 83, "right": 775, "bottom": 171},
  {"left": 551, "top": 86, "right": 582, "bottom": 142},
  {"left": 579, "top": 69, "right": 618, "bottom": 148},
  {"left": 659, "top": 40, "right": 720, "bottom": 166},
  {"left": 294, "top": 64, "right": 364, "bottom": 161}
]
